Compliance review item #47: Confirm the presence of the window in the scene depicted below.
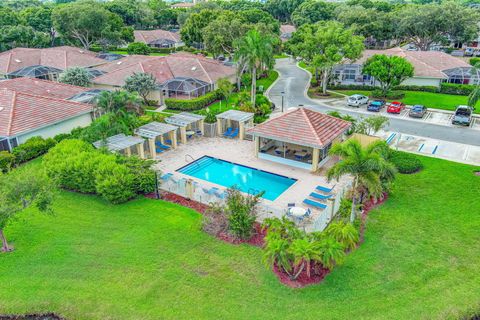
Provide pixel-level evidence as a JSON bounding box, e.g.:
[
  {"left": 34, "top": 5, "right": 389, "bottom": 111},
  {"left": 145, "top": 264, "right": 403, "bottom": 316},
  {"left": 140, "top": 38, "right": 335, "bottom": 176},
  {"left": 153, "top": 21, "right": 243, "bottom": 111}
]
[{"left": 343, "top": 69, "right": 356, "bottom": 81}]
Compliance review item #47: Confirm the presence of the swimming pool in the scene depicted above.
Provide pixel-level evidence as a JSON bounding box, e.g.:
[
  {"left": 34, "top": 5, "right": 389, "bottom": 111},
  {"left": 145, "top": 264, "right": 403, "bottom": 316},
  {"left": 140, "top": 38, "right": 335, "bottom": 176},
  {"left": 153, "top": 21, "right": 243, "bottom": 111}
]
[{"left": 177, "top": 156, "right": 297, "bottom": 201}]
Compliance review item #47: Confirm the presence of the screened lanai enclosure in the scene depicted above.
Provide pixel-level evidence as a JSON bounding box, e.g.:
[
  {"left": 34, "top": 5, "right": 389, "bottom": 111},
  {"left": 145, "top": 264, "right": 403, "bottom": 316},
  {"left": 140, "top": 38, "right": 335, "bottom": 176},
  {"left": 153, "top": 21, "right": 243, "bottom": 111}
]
[
  {"left": 443, "top": 67, "right": 480, "bottom": 85},
  {"left": 148, "top": 39, "right": 176, "bottom": 48},
  {"left": 162, "top": 77, "right": 213, "bottom": 99},
  {"left": 68, "top": 89, "right": 107, "bottom": 104},
  {"left": 6, "top": 65, "right": 63, "bottom": 81}
]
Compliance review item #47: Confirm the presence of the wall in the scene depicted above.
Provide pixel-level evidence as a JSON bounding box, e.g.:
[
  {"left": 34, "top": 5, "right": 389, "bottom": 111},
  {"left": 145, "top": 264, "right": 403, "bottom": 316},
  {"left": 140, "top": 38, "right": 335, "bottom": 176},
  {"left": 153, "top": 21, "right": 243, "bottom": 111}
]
[
  {"left": 401, "top": 77, "right": 441, "bottom": 87},
  {"left": 17, "top": 113, "right": 92, "bottom": 144}
]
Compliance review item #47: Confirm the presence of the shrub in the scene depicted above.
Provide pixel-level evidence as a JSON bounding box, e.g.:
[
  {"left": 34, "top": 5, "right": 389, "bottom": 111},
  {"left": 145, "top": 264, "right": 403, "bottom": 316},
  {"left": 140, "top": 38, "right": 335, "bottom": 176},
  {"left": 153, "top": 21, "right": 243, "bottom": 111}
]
[
  {"left": 328, "top": 84, "right": 376, "bottom": 91},
  {"left": 371, "top": 89, "right": 405, "bottom": 99},
  {"left": 389, "top": 151, "right": 423, "bottom": 174},
  {"left": 117, "top": 155, "right": 156, "bottom": 194},
  {"left": 226, "top": 188, "right": 261, "bottom": 240},
  {"left": 470, "top": 57, "right": 480, "bottom": 66},
  {"left": 53, "top": 133, "right": 73, "bottom": 143},
  {"left": 95, "top": 160, "right": 136, "bottom": 204},
  {"left": 394, "top": 85, "right": 438, "bottom": 93},
  {"left": 440, "top": 83, "right": 476, "bottom": 95},
  {"left": 58, "top": 67, "right": 91, "bottom": 87},
  {"left": 126, "top": 42, "right": 151, "bottom": 55},
  {"left": 12, "top": 136, "right": 56, "bottom": 163},
  {"left": 164, "top": 90, "right": 221, "bottom": 111},
  {"left": 0, "top": 151, "right": 15, "bottom": 173}
]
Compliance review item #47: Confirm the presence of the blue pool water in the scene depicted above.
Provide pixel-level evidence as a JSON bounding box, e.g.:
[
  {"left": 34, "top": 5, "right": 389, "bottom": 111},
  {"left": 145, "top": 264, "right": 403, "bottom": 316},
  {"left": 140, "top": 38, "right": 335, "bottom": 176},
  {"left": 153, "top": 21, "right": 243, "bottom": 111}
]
[{"left": 177, "top": 156, "right": 297, "bottom": 201}]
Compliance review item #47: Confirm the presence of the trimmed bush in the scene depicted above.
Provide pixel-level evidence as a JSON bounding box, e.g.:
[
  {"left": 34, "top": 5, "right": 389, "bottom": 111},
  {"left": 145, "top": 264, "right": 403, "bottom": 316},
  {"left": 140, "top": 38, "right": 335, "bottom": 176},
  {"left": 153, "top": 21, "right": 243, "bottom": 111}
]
[
  {"left": 95, "top": 160, "right": 136, "bottom": 204},
  {"left": 389, "top": 151, "right": 423, "bottom": 174},
  {"left": 12, "top": 136, "right": 56, "bottom": 163},
  {"left": 0, "top": 151, "right": 15, "bottom": 173},
  {"left": 164, "top": 90, "right": 221, "bottom": 111},
  {"left": 371, "top": 90, "right": 405, "bottom": 99},
  {"left": 394, "top": 85, "right": 438, "bottom": 93},
  {"left": 126, "top": 42, "right": 151, "bottom": 55},
  {"left": 440, "top": 83, "right": 476, "bottom": 96},
  {"left": 470, "top": 57, "right": 480, "bottom": 66}
]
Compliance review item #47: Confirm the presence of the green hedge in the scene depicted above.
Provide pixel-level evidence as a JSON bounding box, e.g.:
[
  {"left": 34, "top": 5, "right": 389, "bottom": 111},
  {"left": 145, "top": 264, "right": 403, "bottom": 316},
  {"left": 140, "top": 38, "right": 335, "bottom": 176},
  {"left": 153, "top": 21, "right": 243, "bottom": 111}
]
[
  {"left": 43, "top": 139, "right": 155, "bottom": 204},
  {"left": 440, "top": 83, "right": 476, "bottom": 95},
  {"left": 165, "top": 90, "right": 221, "bottom": 111},
  {"left": 12, "top": 136, "right": 56, "bottom": 164},
  {"left": 328, "top": 84, "right": 375, "bottom": 91},
  {"left": 470, "top": 57, "right": 480, "bottom": 66},
  {"left": 394, "top": 85, "right": 438, "bottom": 93},
  {"left": 371, "top": 90, "right": 405, "bottom": 99},
  {"left": 0, "top": 151, "right": 15, "bottom": 173},
  {"left": 389, "top": 151, "right": 423, "bottom": 174}
]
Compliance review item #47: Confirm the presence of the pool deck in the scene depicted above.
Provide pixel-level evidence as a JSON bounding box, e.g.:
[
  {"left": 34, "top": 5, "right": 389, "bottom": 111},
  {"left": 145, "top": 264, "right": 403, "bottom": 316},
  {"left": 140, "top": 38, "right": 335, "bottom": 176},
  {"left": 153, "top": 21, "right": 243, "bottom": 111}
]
[{"left": 155, "top": 137, "right": 350, "bottom": 220}]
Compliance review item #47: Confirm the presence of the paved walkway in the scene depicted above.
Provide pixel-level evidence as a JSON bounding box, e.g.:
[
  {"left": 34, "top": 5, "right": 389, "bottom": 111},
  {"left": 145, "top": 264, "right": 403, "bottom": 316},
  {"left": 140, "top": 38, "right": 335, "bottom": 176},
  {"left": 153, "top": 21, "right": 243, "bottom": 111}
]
[{"left": 268, "top": 58, "right": 480, "bottom": 147}]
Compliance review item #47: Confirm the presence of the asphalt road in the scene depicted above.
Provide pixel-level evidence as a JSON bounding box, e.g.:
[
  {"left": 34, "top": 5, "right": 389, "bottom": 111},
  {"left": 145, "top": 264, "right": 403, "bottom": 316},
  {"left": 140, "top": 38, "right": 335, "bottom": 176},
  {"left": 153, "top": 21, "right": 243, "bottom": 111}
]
[{"left": 267, "top": 58, "right": 480, "bottom": 147}]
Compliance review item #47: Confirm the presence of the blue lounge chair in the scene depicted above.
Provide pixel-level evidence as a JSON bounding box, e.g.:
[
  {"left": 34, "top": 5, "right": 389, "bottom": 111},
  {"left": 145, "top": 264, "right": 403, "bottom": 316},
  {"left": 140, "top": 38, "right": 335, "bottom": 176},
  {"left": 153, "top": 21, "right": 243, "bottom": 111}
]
[
  {"left": 196, "top": 130, "right": 203, "bottom": 136},
  {"left": 227, "top": 128, "right": 239, "bottom": 139},
  {"left": 287, "top": 203, "right": 295, "bottom": 208},
  {"left": 309, "top": 192, "right": 333, "bottom": 200},
  {"left": 223, "top": 127, "right": 233, "bottom": 137},
  {"left": 155, "top": 141, "right": 170, "bottom": 150},
  {"left": 160, "top": 173, "right": 173, "bottom": 181},
  {"left": 316, "top": 185, "right": 334, "bottom": 193},
  {"left": 214, "top": 189, "right": 227, "bottom": 199},
  {"left": 165, "top": 139, "right": 172, "bottom": 145},
  {"left": 155, "top": 148, "right": 165, "bottom": 153},
  {"left": 207, "top": 187, "right": 219, "bottom": 195},
  {"left": 303, "top": 198, "right": 327, "bottom": 210}
]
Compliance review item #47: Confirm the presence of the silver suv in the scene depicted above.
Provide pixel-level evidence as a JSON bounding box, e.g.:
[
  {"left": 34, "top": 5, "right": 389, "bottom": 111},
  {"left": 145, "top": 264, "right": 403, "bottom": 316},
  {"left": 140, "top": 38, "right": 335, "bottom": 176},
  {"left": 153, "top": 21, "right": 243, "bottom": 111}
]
[
  {"left": 452, "top": 105, "right": 474, "bottom": 126},
  {"left": 347, "top": 94, "right": 369, "bottom": 107}
]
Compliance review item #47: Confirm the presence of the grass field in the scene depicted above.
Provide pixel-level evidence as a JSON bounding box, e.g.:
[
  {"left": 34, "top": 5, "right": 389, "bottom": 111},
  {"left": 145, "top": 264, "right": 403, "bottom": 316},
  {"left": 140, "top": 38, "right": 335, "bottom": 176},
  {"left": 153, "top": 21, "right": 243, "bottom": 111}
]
[
  {"left": 332, "top": 89, "right": 475, "bottom": 113},
  {"left": 1, "top": 156, "right": 480, "bottom": 319}
]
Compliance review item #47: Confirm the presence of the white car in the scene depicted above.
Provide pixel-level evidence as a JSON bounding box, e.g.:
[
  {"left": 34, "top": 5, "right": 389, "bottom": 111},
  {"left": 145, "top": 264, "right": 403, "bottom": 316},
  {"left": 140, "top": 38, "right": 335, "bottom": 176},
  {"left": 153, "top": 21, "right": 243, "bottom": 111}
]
[{"left": 347, "top": 94, "right": 369, "bottom": 107}]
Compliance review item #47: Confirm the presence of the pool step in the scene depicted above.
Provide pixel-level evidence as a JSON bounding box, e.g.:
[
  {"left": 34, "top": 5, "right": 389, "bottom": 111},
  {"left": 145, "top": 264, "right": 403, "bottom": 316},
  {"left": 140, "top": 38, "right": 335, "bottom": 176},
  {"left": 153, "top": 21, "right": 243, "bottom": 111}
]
[{"left": 180, "top": 157, "right": 214, "bottom": 175}]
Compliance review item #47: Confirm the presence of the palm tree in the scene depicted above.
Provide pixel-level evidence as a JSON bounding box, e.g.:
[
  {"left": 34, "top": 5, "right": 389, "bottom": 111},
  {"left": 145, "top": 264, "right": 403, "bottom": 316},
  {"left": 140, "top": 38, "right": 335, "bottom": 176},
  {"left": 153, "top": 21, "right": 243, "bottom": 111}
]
[
  {"left": 262, "top": 234, "right": 293, "bottom": 276},
  {"left": 288, "top": 238, "right": 320, "bottom": 279},
  {"left": 234, "top": 29, "right": 275, "bottom": 106},
  {"left": 317, "top": 237, "right": 345, "bottom": 271},
  {"left": 325, "top": 221, "right": 359, "bottom": 251},
  {"left": 327, "top": 139, "right": 397, "bottom": 223}
]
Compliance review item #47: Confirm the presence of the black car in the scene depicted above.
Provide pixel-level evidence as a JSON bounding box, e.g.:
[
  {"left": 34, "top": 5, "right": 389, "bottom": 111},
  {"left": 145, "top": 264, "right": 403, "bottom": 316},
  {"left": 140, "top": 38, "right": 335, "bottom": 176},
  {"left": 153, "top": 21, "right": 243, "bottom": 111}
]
[
  {"left": 367, "top": 100, "right": 386, "bottom": 112},
  {"left": 409, "top": 105, "right": 427, "bottom": 118},
  {"left": 452, "top": 105, "right": 474, "bottom": 126}
]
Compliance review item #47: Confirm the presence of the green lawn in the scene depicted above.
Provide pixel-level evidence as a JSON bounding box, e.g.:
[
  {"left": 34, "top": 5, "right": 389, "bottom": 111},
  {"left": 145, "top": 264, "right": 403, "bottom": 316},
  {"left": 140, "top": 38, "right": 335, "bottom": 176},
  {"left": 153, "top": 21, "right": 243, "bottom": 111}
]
[
  {"left": 1, "top": 157, "right": 480, "bottom": 319},
  {"left": 333, "top": 89, "right": 474, "bottom": 112}
]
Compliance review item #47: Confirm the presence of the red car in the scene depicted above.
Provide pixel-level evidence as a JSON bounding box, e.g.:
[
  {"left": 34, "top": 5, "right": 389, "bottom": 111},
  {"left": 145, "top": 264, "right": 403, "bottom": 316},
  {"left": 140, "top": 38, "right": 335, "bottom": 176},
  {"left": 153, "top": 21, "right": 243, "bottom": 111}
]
[{"left": 387, "top": 101, "right": 406, "bottom": 114}]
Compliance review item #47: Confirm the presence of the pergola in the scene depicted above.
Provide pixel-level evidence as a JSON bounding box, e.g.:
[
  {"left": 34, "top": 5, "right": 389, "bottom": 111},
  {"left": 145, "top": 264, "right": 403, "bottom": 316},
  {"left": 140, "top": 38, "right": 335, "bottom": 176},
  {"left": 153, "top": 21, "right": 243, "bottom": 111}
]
[
  {"left": 7, "top": 65, "right": 63, "bottom": 80},
  {"left": 134, "top": 121, "right": 178, "bottom": 158},
  {"left": 165, "top": 112, "right": 205, "bottom": 144},
  {"left": 248, "top": 108, "right": 351, "bottom": 172},
  {"left": 93, "top": 133, "right": 146, "bottom": 158},
  {"left": 162, "top": 77, "right": 212, "bottom": 99},
  {"left": 216, "top": 110, "right": 254, "bottom": 140}
]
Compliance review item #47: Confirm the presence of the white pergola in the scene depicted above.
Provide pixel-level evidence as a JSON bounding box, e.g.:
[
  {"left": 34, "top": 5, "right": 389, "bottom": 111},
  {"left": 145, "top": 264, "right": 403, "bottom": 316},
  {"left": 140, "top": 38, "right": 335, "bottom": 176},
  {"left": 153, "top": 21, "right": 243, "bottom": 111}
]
[
  {"left": 216, "top": 110, "right": 254, "bottom": 140},
  {"left": 165, "top": 112, "right": 206, "bottom": 144},
  {"left": 134, "top": 121, "right": 178, "bottom": 158},
  {"left": 93, "top": 133, "right": 146, "bottom": 158}
]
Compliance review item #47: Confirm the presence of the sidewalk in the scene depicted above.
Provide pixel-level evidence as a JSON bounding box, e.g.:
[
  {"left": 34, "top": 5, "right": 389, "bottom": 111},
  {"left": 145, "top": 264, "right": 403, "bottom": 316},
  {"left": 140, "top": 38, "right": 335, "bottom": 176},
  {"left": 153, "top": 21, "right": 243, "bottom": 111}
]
[{"left": 376, "top": 130, "right": 480, "bottom": 165}]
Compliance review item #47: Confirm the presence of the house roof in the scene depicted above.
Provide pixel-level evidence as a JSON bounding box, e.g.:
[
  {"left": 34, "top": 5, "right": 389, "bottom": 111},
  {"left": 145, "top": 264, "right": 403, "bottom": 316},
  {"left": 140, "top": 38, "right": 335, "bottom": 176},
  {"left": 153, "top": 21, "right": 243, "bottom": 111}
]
[
  {"left": 134, "top": 29, "right": 181, "bottom": 45},
  {"left": 0, "top": 46, "right": 106, "bottom": 75},
  {"left": 0, "top": 77, "right": 88, "bottom": 100},
  {"left": 280, "top": 24, "right": 296, "bottom": 35},
  {"left": 93, "top": 53, "right": 235, "bottom": 87},
  {"left": 171, "top": 2, "right": 194, "bottom": 8},
  {"left": 247, "top": 108, "right": 351, "bottom": 149},
  {"left": 351, "top": 47, "right": 472, "bottom": 79},
  {"left": 0, "top": 89, "right": 92, "bottom": 137}
]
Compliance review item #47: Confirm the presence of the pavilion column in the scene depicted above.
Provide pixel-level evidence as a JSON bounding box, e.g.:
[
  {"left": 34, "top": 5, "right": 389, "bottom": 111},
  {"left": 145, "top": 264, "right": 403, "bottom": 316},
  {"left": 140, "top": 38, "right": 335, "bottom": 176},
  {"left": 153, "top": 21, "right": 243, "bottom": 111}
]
[
  {"left": 149, "top": 138, "right": 157, "bottom": 159},
  {"left": 217, "top": 118, "right": 222, "bottom": 136},
  {"left": 125, "top": 146, "right": 131, "bottom": 156},
  {"left": 171, "top": 131, "right": 177, "bottom": 148},
  {"left": 160, "top": 135, "right": 165, "bottom": 144},
  {"left": 239, "top": 122, "right": 245, "bottom": 140},
  {"left": 199, "top": 119, "right": 205, "bottom": 135},
  {"left": 180, "top": 127, "right": 187, "bottom": 144},
  {"left": 254, "top": 136, "right": 260, "bottom": 157},
  {"left": 311, "top": 148, "right": 320, "bottom": 172},
  {"left": 137, "top": 143, "right": 145, "bottom": 159}
]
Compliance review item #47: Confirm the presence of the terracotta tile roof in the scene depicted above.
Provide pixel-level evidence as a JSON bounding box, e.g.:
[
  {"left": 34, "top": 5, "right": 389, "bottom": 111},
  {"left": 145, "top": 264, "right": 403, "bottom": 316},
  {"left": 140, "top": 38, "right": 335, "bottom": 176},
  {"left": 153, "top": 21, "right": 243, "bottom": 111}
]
[
  {"left": 280, "top": 24, "right": 296, "bottom": 34},
  {"left": 171, "top": 2, "right": 194, "bottom": 8},
  {"left": 248, "top": 108, "right": 351, "bottom": 148},
  {"left": 351, "top": 47, "right": 471, "bottom": 79},
  {"left": 0, "top": 46, "right": 106, "bottom": 75},
  {"left": 93, "top": 53, "right": 235, "bottom": 87},
  {"left": 134, "top": 29, "right": 181, "bottom": 44},
  {"left": 0, "top": 77, "right": 88, "bottom": 100},
  {"left": 0, "top": 89, "right": 92, "bottom": 137}
]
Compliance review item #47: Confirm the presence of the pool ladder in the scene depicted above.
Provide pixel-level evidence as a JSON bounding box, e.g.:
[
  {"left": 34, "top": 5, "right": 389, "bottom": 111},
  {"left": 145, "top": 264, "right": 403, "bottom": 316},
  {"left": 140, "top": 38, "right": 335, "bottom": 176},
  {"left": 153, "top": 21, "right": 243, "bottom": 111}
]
[
  {"left": 248, "top": 188, "right": 260, "bottom": 196},
  {"left": 185, "top": 154, "right": 200, "bottom": 168}
]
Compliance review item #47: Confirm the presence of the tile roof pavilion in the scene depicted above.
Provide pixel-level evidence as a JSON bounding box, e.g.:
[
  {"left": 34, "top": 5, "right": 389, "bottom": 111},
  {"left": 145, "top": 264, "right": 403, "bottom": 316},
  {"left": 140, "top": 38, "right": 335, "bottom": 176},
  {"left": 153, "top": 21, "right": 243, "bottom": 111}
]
[{"left": 248, "top": 108, "right": 351, "bottom": 149}]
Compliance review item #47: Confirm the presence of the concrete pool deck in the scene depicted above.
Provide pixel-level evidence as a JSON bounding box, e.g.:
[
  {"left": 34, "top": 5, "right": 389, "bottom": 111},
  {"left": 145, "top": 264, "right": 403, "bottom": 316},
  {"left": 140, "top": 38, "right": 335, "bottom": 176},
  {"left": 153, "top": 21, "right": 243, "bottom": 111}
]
[{"left": 154, "top": 137, "right": 350, "bottom": 218}]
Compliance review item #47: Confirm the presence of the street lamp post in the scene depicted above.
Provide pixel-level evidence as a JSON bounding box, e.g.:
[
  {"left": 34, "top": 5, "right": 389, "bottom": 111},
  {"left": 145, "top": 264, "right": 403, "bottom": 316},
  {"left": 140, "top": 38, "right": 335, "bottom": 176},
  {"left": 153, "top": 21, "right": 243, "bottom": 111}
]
[{"left": 281, "top": 91, "right": 285, "bottom": 112}]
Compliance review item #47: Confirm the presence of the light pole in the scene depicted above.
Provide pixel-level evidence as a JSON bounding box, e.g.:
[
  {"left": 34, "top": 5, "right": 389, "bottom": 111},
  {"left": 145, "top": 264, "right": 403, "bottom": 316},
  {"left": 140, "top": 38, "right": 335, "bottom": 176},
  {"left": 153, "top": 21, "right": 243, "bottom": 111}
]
[{"left": 281, "top": 91, "right": 285, "bottom": 112}]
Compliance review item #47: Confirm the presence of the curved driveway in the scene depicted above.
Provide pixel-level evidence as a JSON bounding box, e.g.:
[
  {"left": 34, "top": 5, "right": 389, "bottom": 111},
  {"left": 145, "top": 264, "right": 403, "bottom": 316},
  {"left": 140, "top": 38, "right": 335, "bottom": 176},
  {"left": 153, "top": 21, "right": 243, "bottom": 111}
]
[{"left": 267, "top": 58, "right": 480, "bottom": 146}]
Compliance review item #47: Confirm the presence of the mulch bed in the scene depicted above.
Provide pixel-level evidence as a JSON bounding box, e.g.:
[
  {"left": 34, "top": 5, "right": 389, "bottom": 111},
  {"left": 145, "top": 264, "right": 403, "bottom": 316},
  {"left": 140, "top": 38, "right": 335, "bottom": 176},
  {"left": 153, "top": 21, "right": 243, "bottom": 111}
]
[
  {"left": 475, "top": 171, "right": 480, "bottom": 177},
  {"left": 145, "top": 192, "right": 209, "bottom": 214},
  {"left": 217, "top": 223, "right": 266, "bottom": 247},
  {"left": 273, "top": 262, "right": 330, "bottom": 288},
  {"left": 0, "top": 314, "right": 64, "bottom": 320}
]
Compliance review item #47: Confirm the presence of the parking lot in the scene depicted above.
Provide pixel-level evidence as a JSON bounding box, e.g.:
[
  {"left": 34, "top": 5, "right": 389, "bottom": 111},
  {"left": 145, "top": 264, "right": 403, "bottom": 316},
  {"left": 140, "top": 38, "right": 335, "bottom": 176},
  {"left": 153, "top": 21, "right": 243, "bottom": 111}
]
[{"left": 325, "top": 97, "right": 480, "bottom": 131}]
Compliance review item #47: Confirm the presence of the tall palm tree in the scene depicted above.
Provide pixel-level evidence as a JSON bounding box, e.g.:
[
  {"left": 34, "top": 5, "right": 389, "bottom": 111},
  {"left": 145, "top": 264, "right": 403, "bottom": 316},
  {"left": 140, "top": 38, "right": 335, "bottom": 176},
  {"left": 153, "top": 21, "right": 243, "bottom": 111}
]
[
  {"left": 327, "top": 139, "right": 397, "bottom": 222},
  {"left": 234, "top": 29, "right": 275, "bottom": 106},
  {"left": 289, "top": 238, "right": 320, "bottom": 279},
  {"left": 316, "top": 237, "right": 345, "bottom": 271},
  {"left": 325, "top": 221, "right": 359, "bottom": 251}
]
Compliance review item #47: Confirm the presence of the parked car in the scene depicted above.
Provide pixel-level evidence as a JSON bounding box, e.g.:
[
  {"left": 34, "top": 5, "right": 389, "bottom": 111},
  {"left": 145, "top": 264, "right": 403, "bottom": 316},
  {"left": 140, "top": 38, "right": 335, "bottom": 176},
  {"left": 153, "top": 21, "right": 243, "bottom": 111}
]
[
  {"left": 409, "top": 105, "right": 427, "bottom": 118},
  {"left": 452, "top": 105, "right": 475, "bottom": 126},
  {"left": 387, "top": 101, "right": 406, "bottom": 114},
  {"left": 367, "top": 100, "right": 386, "bottom": 112},
  {"left": 465, "top": 48, "right": 474, "bottom": 57},
  {"left": 347, "top": 94, "right": 369, "bottom": 107}
]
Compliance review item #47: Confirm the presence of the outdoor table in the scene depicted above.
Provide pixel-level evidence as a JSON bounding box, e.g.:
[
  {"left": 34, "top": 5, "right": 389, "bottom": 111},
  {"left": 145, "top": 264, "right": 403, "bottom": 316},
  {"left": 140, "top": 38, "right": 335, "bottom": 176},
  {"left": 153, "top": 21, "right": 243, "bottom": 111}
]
[
  {"left": 186, "top": 130, "right": 195, "bottom": 137},
  {"left": 275, "top": 147, "right": 287, "bottom": 154},
  {"left": 288, "top": 207, "right": 307, "bottom": 218},
  {"left": 294, "top": 151, "right": 307, "bottom": 158}
]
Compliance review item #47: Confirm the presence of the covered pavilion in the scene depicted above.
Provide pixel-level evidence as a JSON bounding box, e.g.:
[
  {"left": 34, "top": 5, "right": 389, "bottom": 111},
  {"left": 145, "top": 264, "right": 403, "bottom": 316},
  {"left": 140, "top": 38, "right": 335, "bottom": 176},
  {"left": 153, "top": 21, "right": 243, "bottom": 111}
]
[
  {"left": 165, "top": 112, "right": 205, "bottom": 144},
  {"left": 135, "top": 121, "right": 178, "bottom": 158},
  {"left": 215, "top": 110, "right": 254, "bottom": 140},
  {"left": 93, "top": 134, "right": 146, "bottom": 158}
]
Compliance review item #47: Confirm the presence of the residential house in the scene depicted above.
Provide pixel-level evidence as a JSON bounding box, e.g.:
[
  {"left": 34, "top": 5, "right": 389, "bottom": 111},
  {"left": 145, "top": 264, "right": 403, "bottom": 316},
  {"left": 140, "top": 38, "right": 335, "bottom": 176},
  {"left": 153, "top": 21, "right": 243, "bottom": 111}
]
[
  {"left": 0, "top": 77, "right": 94, "bottom": 151},
  {"left": 0, "top": 46, "right": 108, "bottom": 81},
  {"left": 333, "top": 47, "right": 480, "bottom": 87},
  {"left": 134, "top": 30, "right": 184, "bottom": 49},
  {"left": 92, "top": 53, "right": 236, "bottom": 104},
  {"left": 280, "top": 25, "right": 296, "bottom": 42}
]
